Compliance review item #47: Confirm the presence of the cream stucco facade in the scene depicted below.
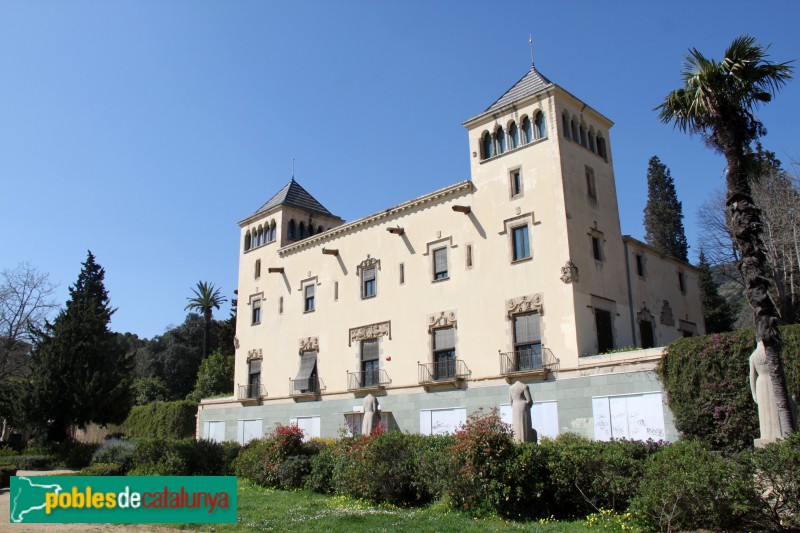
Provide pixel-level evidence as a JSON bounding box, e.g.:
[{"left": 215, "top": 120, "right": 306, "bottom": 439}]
[{"left": 198, "top": 66, "right": 704, "bottom": 443}]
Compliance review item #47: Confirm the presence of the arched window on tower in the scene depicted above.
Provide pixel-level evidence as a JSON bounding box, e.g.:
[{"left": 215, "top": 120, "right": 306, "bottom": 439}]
[
  {"left": 597, "top": 136, "right": 608, "bottom": 159},
  {"left": 481, "top": 131, "right": 493, "bottom": 160},
  {"left": 317, "top": 225, "right": 324, "bottom": 234},
  {"left": 588, "top": 129, "right": 596, "bottom": 153},
  {"left": 244, "top": 232, "right": 251, "bottom": 251},
  {"left": 288, "top": 220, "right": 296, "bottom": 240},
  {"left": 508, "top": 121, "right": 519, "bottom": 149},
  {"left": 298, "top": 222, "right": 306, "bottom": 239},
  {"left": 562, "top": 113, "right": 571, "bottom": 139},
  {"left": 571, "top": 118, "right": 579, "bottom": 143},
  {"left": 307, "top": 225, "right": 314, "bottom": 237},
  {"left": 580, "top": 124, "right": 587, "bottom": 148},
  {"left": 270, "top": 220, "right": 276, "bottom": 241},
  {"left": 534, "top": 111, "right": 546, "bottom": 139},
  {"left": 257, "top": 226, "right": 264, "bottom": 247},
  {"left": 495, "top": 126, "right": 506, "bottom": 154},
  {"left": 522, "top": 116, "right": 532, "bottom": 144}
]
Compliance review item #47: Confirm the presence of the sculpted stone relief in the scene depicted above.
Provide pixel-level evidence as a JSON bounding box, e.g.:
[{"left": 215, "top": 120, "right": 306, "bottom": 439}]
[
  {"left": 560, "top": 260, "right": 579, "bottom": 284},
  {"left": 298, "top": 336, "right": 319, "bottom": 354},
  {"left": 247, "top": 348, "right": 262, "bottom": 361},
  {"left": 349, "top": 321, "right": 391, "bottom": 346},
  {"left": 356, "top": 256, "right": 381, "bottom": 275},
  {"left": 505, "top": 294, "right": 543, "bottom": 319},
  {"left": 428, "top": 311, "right": 457, "bottom": 332},
  {"left": 660, "top": 300, "right": 674, "bottom": 327}
]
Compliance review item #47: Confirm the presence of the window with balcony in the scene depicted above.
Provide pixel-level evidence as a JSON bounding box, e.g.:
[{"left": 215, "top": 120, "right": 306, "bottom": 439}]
[
  {"left": 293, "top": 350, "right": 319, "bottom": 395},
  {"left": 360, "top": 338, "right": 380, "bottom": 388},
  {"left": 431, "top": 326, "right": 456, "bottom": 380},
  {"left": 513, "top": 312, "right": 542, "bottom": 371},
  {"left": 247, "top": 358, "right": 261, "bottom": 398}
]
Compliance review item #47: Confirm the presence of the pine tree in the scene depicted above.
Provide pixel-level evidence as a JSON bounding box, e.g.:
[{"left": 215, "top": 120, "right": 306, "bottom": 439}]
[
  {"left": 698, "top": 250, "right": 736, "bottom": 333},
  {"left": 27, "top": 251, "right": 133, "bottom": 441},
  {"left": 643, "top": 156, "right": 689, "bottom": 261}
]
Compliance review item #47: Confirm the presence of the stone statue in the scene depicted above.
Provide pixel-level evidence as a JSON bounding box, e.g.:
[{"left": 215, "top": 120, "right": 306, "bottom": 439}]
[
  {"left": 509, "top": 381, "right": 536, "bottom": 443},
  {"left": 362, "top": 393, "right": 381, "bottom": 435},
  {"left": 750, "top": 341, "right": 782, "bottom": 446}
]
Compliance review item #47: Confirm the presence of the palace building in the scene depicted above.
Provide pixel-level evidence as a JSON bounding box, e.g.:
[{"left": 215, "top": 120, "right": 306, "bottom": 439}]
[{"left": 197, "top": 65, "right": 704, "bottom": 444}]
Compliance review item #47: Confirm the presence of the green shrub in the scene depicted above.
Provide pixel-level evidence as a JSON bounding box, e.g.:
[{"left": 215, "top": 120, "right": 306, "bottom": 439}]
[
  {"left": 333, "top": 430, "right": 426, "bottom": 506},
  {"left": 503, "top": 441, "right": 552, "bottom": 520},
  {"left": 73, "top": 463, "right": 125, "bottom": 476},
  {"left": 305, "top": 445, "right": 335, "bottom": 494},
  {"left": 121, "top": 400, "right": 197, "bottom": 439},
  {"left": 92, "top": 439, "right": 138, "bottom": 471},
  {"left": 0, "top": 445, "right": 18, "bottom": 457},
  {"left": 658, "top": 325, "right": 800, "bottom": 452},
  {"left": 412, "top": 433, "right": 455, "bottom": 501},
  {"left": 542, "top": 433, "right": 660, "bottom": 518},
  {"left": 444, "top": 409, "right": 516, "bottom": 516},
  {"left": 277, "top": 455, "right": 312, "bottom": 489},
  {"left": 750, "top": 431, "right": 800, "bottom": 530},
  {"left": 0, "top": 465, "right": 15, "bottom": 488},
  {"left": 3, "top": 455, "right": 58, "bottom": 470},
  {"left": 58, "top": 441, "right": 99, "bottom": 469},
  {"left": 629, "top": 440, "right": 760, "bottom": 532},
  {"left": 232, "top": 424, "right": 309, "bottom": 489},
  {"left": 128, "top": 438, "right": 238, "bottom": 476}
]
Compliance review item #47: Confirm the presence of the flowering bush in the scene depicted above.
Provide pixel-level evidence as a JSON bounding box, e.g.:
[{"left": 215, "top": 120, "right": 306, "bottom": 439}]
[{"left": 232, "top": 423, "right": 314, "bottom": 488}]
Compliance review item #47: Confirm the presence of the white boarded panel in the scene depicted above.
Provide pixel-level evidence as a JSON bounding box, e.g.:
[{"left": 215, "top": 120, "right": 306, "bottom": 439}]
[
  {"left": 626, "top": 395, "right": 649, "bottom": 441},
  {"left": 592, "top": 397, "right": 612, "bottom": 441},
  {"left": 310, "top": 416, "right": 321, "bottom": 439},
  {"left": 642, "top": 393, "right": 666, "bottom": 440},
  {"left": 532, "top": 401, "right": 559, "bottom": 439},
  {"left": 453, "top": 408, "right": 466, "bottom": 433},
  {"left": 237, "top": 420, "right": 244, "bottom": 444},
  {"left": 609, "top": 396, "right": 630, "bottom": 439},
  {"left": 419, "top": 410, "right": 432, "bottom": 435},
  {"left": 242, "top": 419, "right": 262, "bottom": 444},
  {"left": 499, "top": 404, "right": 512, "bottom": 426},
  {"left": 294, "top": 417, "right": 313, "bottom": 441},
  {"left": 429, "top": 408, "right": 466, "bottom": 435},
  {"left": 205, "top": 421, "right": 225, "bottom": 443}
]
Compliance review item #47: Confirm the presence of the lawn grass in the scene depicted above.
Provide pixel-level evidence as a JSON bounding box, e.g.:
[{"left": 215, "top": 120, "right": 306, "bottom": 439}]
[{"left": 170, "top": 479, "right": 622, "bottom": 533}]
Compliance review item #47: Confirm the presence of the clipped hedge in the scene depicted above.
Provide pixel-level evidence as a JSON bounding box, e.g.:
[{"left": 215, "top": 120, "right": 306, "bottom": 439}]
[
  {"left": 128, "top": 438, "right": 239, "bottom": 476},
  {"left": 658, "top": 324, "right": 800, "bottom": 452},
  {"left": 121, "top": 400, "right": 197, "bottom": 439}
]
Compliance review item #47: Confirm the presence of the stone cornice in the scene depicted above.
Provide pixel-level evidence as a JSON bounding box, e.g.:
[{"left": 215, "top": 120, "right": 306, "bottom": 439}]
[{"left": 277, "top": 181, "right": 473, "bottom": 257}]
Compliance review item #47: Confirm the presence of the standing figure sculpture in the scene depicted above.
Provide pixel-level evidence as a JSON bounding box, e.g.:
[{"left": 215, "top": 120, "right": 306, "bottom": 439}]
[
  {"left": 509, "top": 381, "right": 536, "bottom": 443},
  {"left": 750, "top": 341, "right": 783, "bottom": 445},
  {"left": 362, "top": 393, "right": 381, "bottom": 435}
]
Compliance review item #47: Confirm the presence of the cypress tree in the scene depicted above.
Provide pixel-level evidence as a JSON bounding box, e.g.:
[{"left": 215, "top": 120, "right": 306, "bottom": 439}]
[
  {"left": 698, "top": 249, "right": 736, "bottom": 333},
  {"left": 27, "top": 251, "right": 133, "bottom": 441},
  {"left": 643, "top": 156, "right": 689, "bottom": 261}
]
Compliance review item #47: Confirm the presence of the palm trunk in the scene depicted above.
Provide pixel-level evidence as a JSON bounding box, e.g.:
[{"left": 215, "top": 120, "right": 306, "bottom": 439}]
[
  {"left": 203, "top": 310, "right": 211, "bottom": 359},
  {"left": 725, "top": 146, "right": 796, "bottom": 436}
]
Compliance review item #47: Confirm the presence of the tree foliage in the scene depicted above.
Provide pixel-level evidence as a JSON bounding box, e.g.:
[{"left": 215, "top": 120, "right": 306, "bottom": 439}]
[
  {"left": 643, "top": 156, "right": 689, "bottom": 261},
  {"left": 658, "top": 35, "right": 795, "bottom": 435},
  {"left": 185, "top": 281, "right": 226, "bottom": 359},
  {"left": 26, "top": 252, "right": 134, "bottom": 441},
  {"left": 186, "top": 349, "right": 234, "bottom": 402},
  {"left": 698, "top": 249, "right": 736, "bottom": 333}
]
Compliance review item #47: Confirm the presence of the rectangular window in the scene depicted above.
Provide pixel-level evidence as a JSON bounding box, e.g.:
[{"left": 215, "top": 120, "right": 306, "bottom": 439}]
[
  {"left": 592, "top": 236, "right": 602, "bottom": 261},
  {"left": 593, "top": 393, "right": 665, "bottom": 441},
  {"left": 248, "top": 359, "right": 261, "bottom": 395},
  {"left": 279, "top": 296, "right": 283, "bottom": 314},
  {"left": 595, "top": 309, "right": 614, "bottom": 353},
  {"left": 294, "top": 350, "right": 318, "bottom": 394},
  {"left": 432, "top": 326, "right": 456, "bottom": 380},
  {"left": 678, "top": 272, "right": 686, "bottom": 293},
  {"left": 636, "top": 254, "right": 645, "bottom": 277},
  {"left": 362, "top": 267, "right": 376, "bottom": 299},
  {"left": 510, "top": 170, "right": 522, "bottom": 197},
  {"left": 399, "top": 263, "right": 405, "bottom": 284},
  {"left": 334, "top": 281, "right": 339, "bottom": 301},
  {"left": 586, "top": 166, "right": 597, "bottom": 200},
  {"left": 255, "top": 259, "right": 261, "bottom": 279},
  {"left": 304, "top": 284, "right": 315, "bottom": 312},
  {"left": 512, "top": 226, "right": 530, "bottom": 261},
  {"left": 466, "top": 244, "right": 473, "bottom": 268},
  {"left": 513, "top": 312, "right": 542, "bottom": 370},
  {"left": 433, "top": 247, "right": 448, "bottom": 280},
  {"left": 251, "top": 299, "right": 261, "bottom": 325},
  {"left": 361, "top": 339, "right": 380, "bottom": 388}
]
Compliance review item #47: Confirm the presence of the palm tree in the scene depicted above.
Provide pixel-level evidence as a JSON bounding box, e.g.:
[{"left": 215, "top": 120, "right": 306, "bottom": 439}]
[
  {"left": 657, "top": 35, "right": 795, "bottom": 436},
  {"left": 185, "top": 281, "right": 226, "bottom": 359}
]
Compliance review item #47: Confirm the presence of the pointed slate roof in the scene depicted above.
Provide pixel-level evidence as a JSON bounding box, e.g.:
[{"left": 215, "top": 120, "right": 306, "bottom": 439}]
[
  {"left": 483, "top": 66, "right": 554, "bottom": 113},
  {"left": 255, "top": 178, "right": 335, "bottom": 217}
]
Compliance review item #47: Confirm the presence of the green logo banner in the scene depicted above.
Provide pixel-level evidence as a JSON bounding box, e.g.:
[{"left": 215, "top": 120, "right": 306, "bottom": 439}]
[{"left": 10, "top": 476, "right": 237, "bottom": 524}]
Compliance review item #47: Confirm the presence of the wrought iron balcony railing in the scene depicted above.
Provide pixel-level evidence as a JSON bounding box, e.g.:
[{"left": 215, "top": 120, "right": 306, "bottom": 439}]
[
  {"left": 289, "top": 377, "right": 325, "bottom": 397},
  {"left": 499, "top": 346, "right": 555, "bottom": 377},
  {"left": 418, "top": 359, "right": 471, "bottom": 385},
  {"left": 237, "top": 383, "right": 266, "bottom": 401},
  {"left": 347, "top": 369, "right": 391, "bottom": 391}
]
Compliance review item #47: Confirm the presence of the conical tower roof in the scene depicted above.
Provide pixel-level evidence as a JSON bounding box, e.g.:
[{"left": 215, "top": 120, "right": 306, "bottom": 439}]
[
  {"left": 254, "top": 178, "right": 335, "bottom": 218},
  {"left": 483, "top": 66, "right": 553, "bottom": 114}
]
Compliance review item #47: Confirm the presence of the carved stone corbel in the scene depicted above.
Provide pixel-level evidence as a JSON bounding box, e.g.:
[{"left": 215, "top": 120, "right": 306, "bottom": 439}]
[{"left": 560, "top": 260, "right": 579, "bottom": 283}]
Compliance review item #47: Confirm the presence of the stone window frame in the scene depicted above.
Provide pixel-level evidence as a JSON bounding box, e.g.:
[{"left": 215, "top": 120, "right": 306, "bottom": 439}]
[
  {"left": 499, "top": 212, "right": 535, "bottom": 265},
  {"left": 424, "top": 236, "right": 457, "bottom": 283},
  {"left": 298, "top": 276, "right": 319, "bottom": 314},
  {"left": 587, "top": 295, "right": 617, "bottom": 355},
  {"left": 588, "top": 228, "right": 605, "bottom": 263},
  {"left": 509, "top": 166, "right": 524, "bottom": 199},
  {"left": 248, "top": 292, "right": 264, "bottom": 326}
]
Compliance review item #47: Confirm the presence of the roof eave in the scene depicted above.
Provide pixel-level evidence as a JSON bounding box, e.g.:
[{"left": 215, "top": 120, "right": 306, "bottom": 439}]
[{"left": 462, "top": 85, "right": 554, "bottom": 128}]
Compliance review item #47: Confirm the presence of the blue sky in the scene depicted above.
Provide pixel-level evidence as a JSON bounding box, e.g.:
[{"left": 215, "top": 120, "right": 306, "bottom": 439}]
[{"left": 1, "top": 1, "right": 798, "bottom": 338}]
